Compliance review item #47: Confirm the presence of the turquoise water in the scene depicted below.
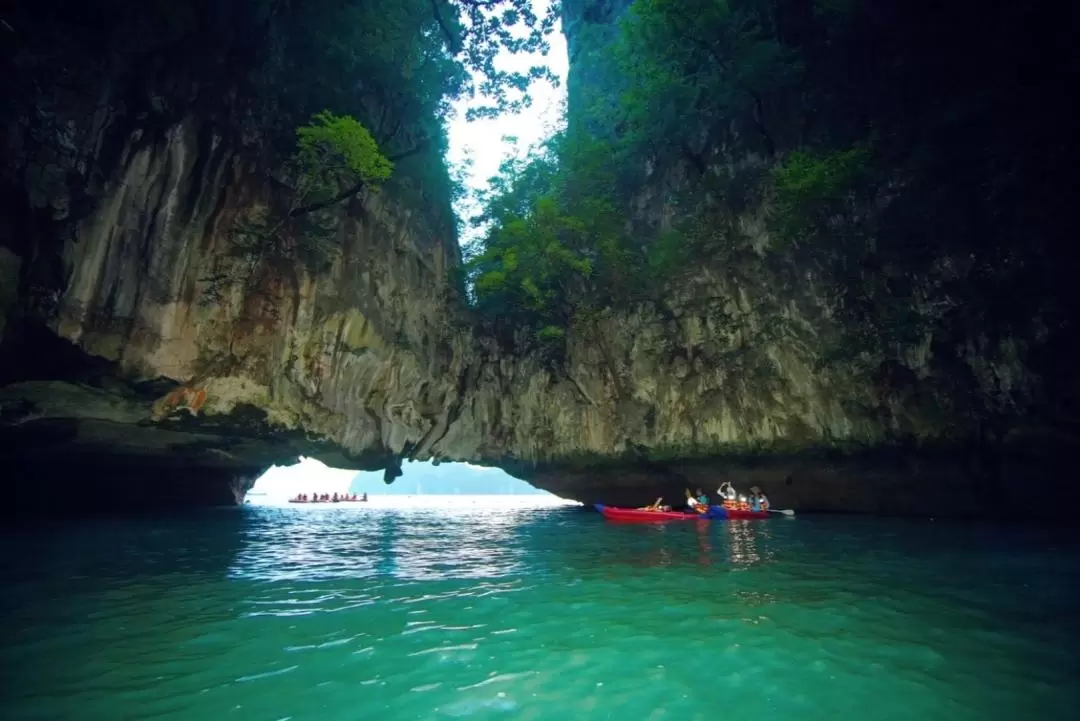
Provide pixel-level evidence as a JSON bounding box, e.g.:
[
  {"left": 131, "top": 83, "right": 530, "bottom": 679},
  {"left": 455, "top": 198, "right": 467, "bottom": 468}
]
[{"left": 1, "top": 502, "right": 1077, "bottom": 720}]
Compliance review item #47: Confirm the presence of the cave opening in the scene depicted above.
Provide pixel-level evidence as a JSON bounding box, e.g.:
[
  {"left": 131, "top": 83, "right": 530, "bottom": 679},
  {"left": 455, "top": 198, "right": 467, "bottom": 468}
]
[{"left": 246, "top": 457, "right": 578, "bottom": 508}]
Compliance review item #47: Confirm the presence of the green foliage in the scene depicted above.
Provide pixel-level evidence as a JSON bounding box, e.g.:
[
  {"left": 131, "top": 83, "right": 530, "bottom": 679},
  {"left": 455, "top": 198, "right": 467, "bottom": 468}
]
[
  {"left": 464, "top": 0, "right": 812, "bottom": 347},
  {"left": 465, "top": 0, "right": 827, "bottom": 347},
  {"left": 466, "top": 0, "right": 1075, "bottom": 424},
  {"left": 467, "top": 181, "right": 596, "bottom": 326},
  {"left": 243, "top": 0, "right": 564, "bottom": 242},
  {"left": 463, "top": 120, "right": 656, "bottom": 345},
  {"left": 295, "top": 111, "right": 393, "bottom": 190},
  {"left": 268, "top": 0, "right": 559, "bottom": 145},
  {"left": 442, "top": 0, "right": 561, "bottom": 120},
  {"left": 770, "top": 144, "right": 873, "bottom": 247},
  {"left": 647, "top": 230, "right": 692, "bottom": 274},
  {"left": 189, "top": 0, "right": 565, "bottom": 305},
  {"left": 612, "top": 0, "right": 800, "bottom": 159},
  {"left": 537, "top": 325, "right": 566, "bottom": 342}
]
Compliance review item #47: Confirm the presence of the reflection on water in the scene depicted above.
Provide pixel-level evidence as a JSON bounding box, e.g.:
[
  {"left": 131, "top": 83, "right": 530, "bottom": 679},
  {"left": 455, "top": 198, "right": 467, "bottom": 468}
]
[
  {"left": 727, "top": 519, "right": 777, "bottom": 567},
  {"left": 563, "top": 516, "right": 784, "bottom": 573},
  {"left": 226, "top": 504, "right": 792, "bottom": 603},
  {"left": 2, "top": 502, "right": 1078, "bottom": 721},
  {"left": 230, "top": 501, "right": 566, "bottom": 583}
]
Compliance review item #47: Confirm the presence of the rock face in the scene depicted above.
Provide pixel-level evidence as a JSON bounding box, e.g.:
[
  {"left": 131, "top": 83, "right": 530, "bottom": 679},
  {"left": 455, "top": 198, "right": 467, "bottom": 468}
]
[
  {"left": 453, "top": 0, "right": 1077, "bottom": 517},
  {"left": 0, "top": 2, "right": 470, "bottom": 511},
  {"left": 1, "top": 1, "right": 1075, "bottom": 517}
]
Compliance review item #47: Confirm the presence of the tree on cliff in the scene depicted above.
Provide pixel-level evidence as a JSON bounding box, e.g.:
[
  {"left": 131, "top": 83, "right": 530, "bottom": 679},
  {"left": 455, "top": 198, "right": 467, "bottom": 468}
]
[
  {"left": 461, "top": 0, "right": 806, "bottom": 346},
  {"left": 464, "top": 124, "right": 642, "bottom": 347},
  {"left": 210, "top": 110, "right": 400, "bottom": 300},
  {"left": 613, "top": 0, "right": 798, "bottom": 163},
  {"left": 270, "top": 0, "right": 558, "bottom": 170},
  {"left": 289, "top": 111, "right": 395, "bottom": 216},
  {"left": 263, "top": 0, "right": 562, "bottom": 230},
  {"left": 202, "top": 0, "right": 563, "bottom": 300}
]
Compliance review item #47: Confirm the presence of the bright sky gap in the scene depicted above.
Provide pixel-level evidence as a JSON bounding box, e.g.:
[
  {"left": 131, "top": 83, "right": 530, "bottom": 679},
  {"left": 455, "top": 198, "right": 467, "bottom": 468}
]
[{"left": 448, "top": 0, "right": 568, "bottom": 248}]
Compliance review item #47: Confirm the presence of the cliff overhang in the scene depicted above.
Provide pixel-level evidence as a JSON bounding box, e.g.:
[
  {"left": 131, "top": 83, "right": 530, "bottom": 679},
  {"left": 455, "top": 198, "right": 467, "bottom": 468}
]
[{"left": 2, "top": 0, "right": 1077, "bottom": 519}]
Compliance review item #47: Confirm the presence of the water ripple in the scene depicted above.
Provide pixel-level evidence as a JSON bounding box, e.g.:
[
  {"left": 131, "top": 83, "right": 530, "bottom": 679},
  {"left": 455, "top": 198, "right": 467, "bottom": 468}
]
[{"left": 1, "top": 504, "right": 1077, "bottom": 721}]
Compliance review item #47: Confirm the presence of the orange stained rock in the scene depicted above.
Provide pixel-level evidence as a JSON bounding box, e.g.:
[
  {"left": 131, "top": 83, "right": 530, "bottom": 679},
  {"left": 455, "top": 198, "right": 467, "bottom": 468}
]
[
  {"left": 188, "top": 388, "right": 208, "bottom": 412},
  {"left": 153, "top": 386, "right": 209, "bottom": 418}
]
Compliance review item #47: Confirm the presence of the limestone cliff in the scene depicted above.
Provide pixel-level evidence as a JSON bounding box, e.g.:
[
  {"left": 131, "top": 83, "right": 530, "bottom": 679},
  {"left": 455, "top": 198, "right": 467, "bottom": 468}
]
[
  {"left": 1, "top": 0, "right": 1075, "bottom": 517},
  {"left": 455, "top": 0, "right": 1079, "bottom": 517},
  {"left": 0, "top": 1, "right": 471, "bottom": 510}
]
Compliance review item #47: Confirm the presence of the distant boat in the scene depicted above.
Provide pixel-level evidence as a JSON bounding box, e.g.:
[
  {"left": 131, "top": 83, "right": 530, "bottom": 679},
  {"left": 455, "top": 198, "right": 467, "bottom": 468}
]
[{"left": 288, "top": 495, "right": 367, "bottom": 504}]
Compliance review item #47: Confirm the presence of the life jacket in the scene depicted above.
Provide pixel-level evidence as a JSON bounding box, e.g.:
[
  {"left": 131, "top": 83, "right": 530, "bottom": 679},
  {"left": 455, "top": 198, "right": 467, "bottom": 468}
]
[
  {"left": 737, "top": 500, "right": 750, "bottom": 511},
  {"left": 722, "top": 498, "right": 737, "bottom": 510}
]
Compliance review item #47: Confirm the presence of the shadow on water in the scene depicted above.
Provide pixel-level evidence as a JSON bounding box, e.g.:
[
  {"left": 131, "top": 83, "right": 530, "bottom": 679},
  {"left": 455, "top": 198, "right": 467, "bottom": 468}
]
[
  {"left": 0, "top": 507, "right": 250, "bottom": 586},
  {"left": 0, "top": 508, "right": 253, "bottom": 705}
]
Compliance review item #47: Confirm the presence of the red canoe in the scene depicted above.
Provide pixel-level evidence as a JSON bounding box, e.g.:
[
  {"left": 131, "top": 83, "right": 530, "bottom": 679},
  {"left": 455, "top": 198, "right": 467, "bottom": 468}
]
[{"left": 595, "top": 504, "right": 770, "bottom": 521}]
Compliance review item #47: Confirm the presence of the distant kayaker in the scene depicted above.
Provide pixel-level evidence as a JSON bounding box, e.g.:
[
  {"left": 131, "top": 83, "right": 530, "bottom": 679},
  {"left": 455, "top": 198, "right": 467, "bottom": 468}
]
[{"left": 750, "top": 487, "right": 769, "bottom": 512}]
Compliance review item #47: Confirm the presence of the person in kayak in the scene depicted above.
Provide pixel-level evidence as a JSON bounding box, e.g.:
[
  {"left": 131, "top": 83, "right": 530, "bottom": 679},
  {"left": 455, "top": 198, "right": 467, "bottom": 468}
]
[
  {"left": 684, "top": 488, "right": 708, "bottom": 514},
  {"left": 638, "top": 497, "right": 665, "bottom": 511},
  {"left": 750, "top": 487, "right": 769, "bottom": 512},
  {"left": 718, "top": 482, "right": 739, "bottom": 510}
]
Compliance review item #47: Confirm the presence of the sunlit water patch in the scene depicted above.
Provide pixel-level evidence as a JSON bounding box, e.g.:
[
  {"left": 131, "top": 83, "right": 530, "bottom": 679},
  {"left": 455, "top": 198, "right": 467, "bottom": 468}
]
[{"left": 1, "top": 502, "right": 1077, "bottom": 720}]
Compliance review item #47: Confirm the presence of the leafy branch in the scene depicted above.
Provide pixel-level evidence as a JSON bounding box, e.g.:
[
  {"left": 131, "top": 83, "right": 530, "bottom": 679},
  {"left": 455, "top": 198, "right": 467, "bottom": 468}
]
[
  {"left": 201, "top": 111, "right": 395, "bottom": 303},
  {"left": 431, "top": 0, "right": 561, "bottom": 120}
]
